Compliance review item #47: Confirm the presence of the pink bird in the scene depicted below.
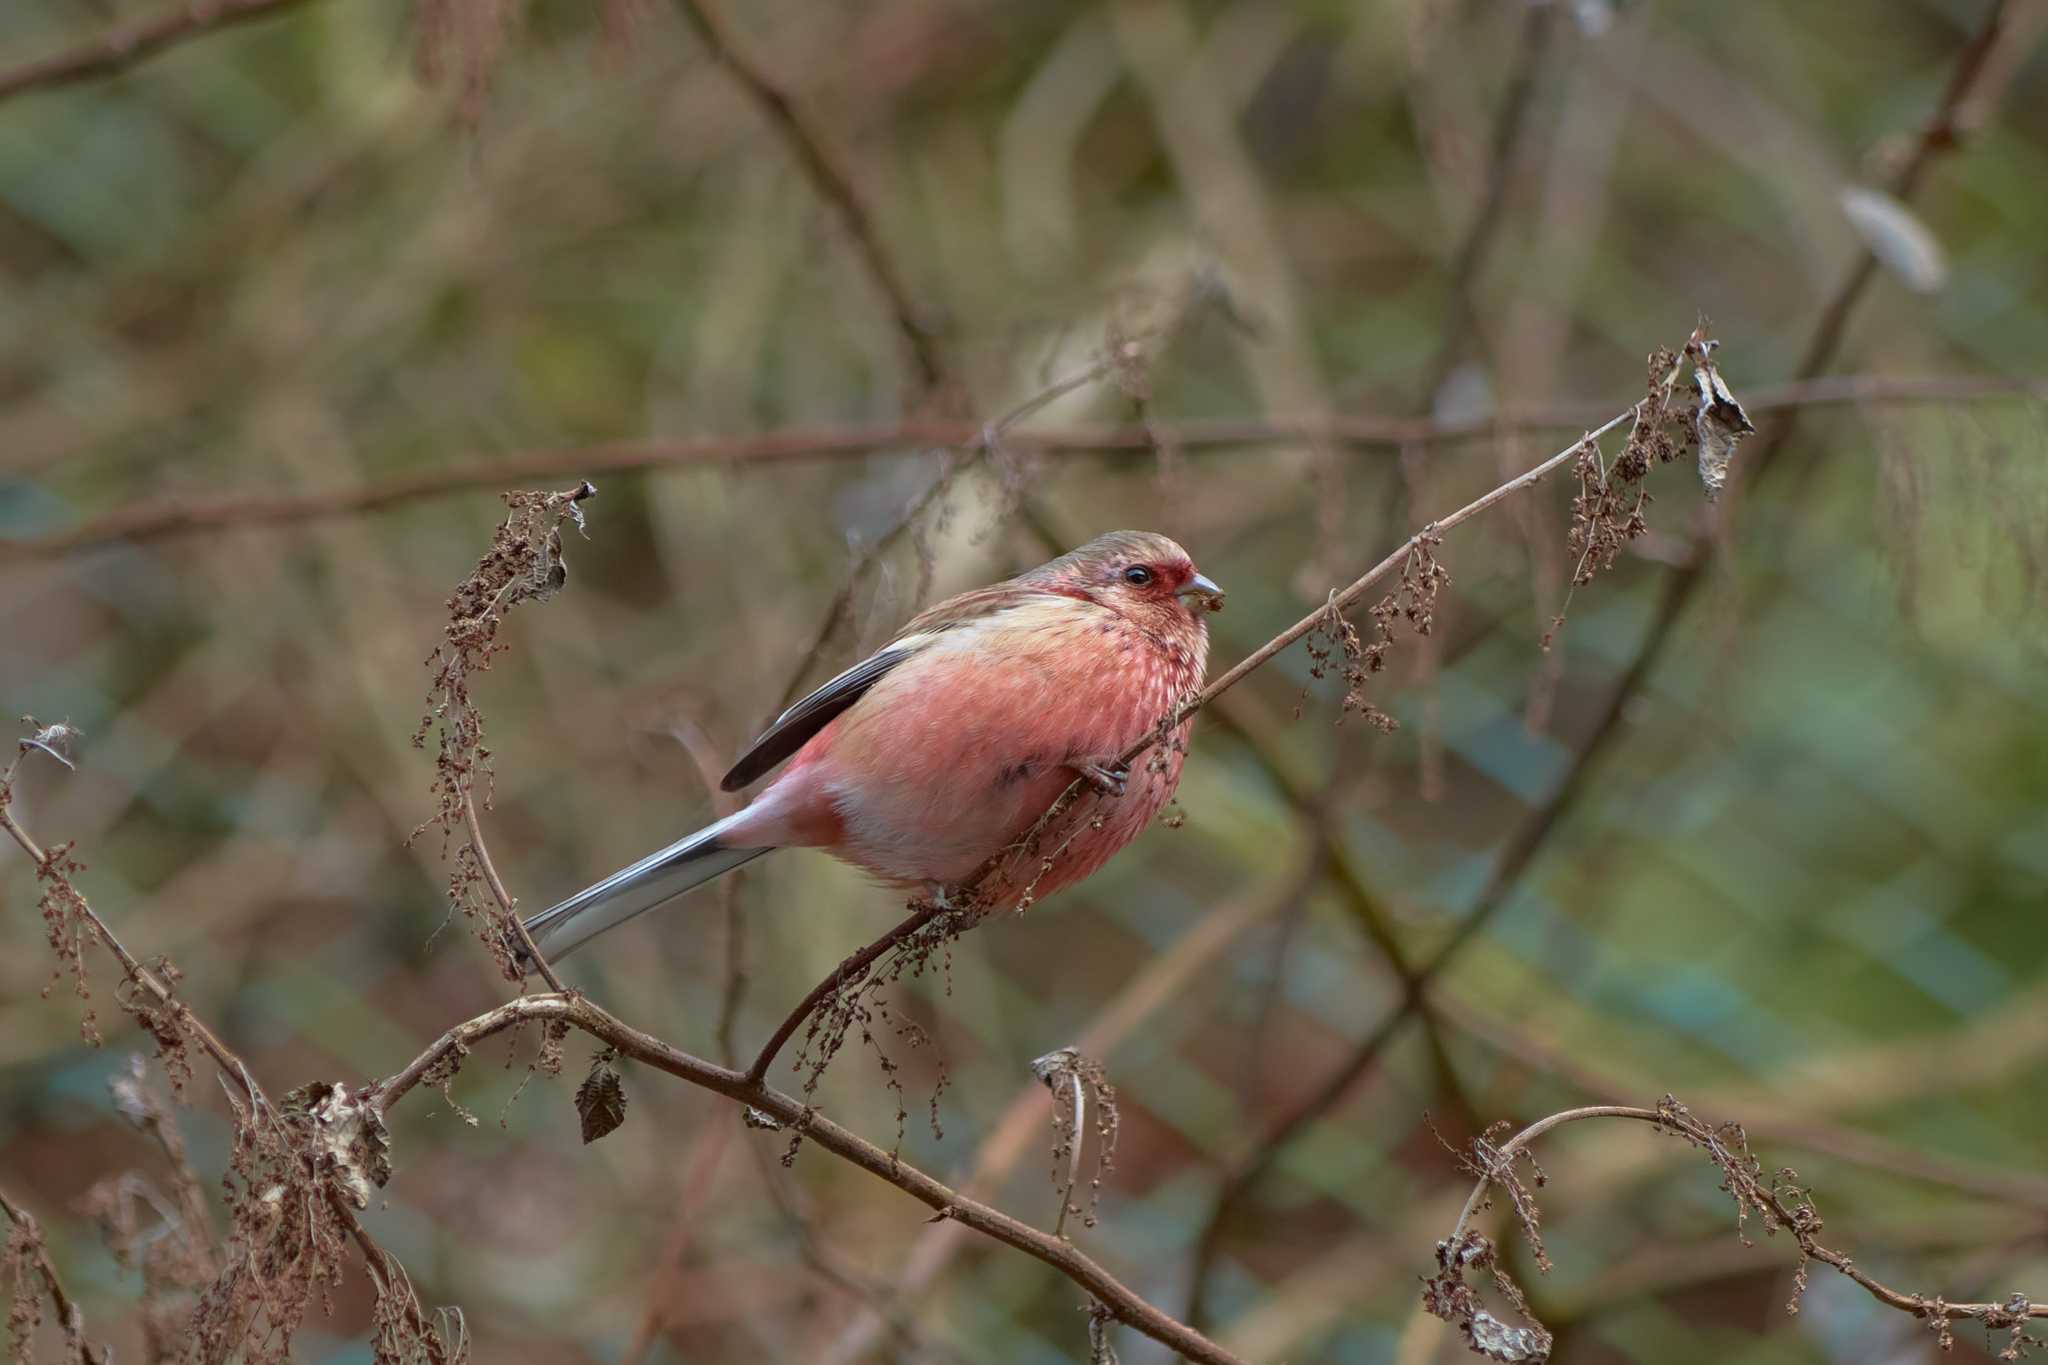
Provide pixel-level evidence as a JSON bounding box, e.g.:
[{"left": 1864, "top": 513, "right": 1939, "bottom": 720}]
[{"left": 523, "top": 531, "right": 1223, "bottom": 962}]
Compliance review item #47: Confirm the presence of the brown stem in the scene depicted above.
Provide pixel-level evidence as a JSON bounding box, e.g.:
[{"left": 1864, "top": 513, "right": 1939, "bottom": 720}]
[{"left": 1131, "top": 356, "right": 1683, "bottom": 764}]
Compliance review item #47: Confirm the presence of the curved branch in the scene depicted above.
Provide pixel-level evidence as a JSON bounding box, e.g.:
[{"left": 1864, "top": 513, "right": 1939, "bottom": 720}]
[
  {"left": 1440, "top": 1100, "right": 2048, "bottom": 1353},
  {"left": 744, "top": 902, "right": 944, "bottom": 1083},
  {"left": 370, "top": 992, "right": 1248, "bottom": 1365}
]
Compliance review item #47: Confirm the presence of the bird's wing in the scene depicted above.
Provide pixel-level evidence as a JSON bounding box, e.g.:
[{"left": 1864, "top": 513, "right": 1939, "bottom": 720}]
[{"left": 720, "top": 583, "right": 1068, "bottom": 792}]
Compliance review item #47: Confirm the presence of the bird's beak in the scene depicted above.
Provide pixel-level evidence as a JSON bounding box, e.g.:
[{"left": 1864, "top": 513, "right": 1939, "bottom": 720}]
[{"left": 1178, "top": 572, "right": 1225, "bottom": 612}]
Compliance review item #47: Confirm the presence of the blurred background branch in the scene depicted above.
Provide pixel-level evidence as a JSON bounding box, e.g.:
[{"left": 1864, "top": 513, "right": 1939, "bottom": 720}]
[
  {"left": 4, "top": 374, "right": 2040, "bottom": 563},
  {"left": 0, "top": 0, "right": 320, "bottom": 105}
]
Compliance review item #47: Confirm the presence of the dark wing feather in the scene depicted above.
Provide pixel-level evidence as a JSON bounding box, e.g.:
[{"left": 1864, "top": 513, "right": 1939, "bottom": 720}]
[
  {"left": 720, "top": 642, "right": 919, "bottom": 791},
  {"left": 720, "top": 581, "right": 1080, "bottom": 793}
]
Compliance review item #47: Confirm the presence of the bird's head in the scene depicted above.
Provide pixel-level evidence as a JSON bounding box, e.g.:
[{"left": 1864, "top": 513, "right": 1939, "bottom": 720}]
[{"left": 1034, "top": 530, "right": 1224, "bottom": 635}]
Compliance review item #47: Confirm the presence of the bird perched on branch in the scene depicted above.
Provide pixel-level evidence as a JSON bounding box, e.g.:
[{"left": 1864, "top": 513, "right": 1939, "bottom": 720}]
[{"left": 523, "top": 531, "right": 1223, "bottom": 963}]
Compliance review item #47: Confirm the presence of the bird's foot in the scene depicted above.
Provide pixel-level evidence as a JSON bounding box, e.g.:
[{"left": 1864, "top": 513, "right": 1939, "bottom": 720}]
[{"left": 1068, "top": 757, "right": 1129, "bottom": 798}]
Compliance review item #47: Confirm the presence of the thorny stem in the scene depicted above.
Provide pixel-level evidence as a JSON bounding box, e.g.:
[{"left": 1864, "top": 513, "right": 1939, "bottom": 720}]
[
  {"left": 0, "top": 1186, "right": 105, "bottom": 1365},
  {"left": 369, "top": 993, "right": 1249, "bottom": 1365}
]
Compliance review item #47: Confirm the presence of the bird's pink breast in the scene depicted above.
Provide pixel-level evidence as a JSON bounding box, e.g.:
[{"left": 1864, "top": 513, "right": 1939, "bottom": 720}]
[{"left": 734, "top": 598, "right": 1205, "bottom": 903}]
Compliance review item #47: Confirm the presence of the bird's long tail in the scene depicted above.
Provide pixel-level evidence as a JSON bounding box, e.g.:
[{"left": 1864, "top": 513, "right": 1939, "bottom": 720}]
[{"left": 521, "top": 812, "right": 770, "bottom": 965}]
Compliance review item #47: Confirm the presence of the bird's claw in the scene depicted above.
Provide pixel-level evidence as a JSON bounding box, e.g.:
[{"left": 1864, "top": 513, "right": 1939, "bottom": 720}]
[{"left": 1070, "top": 758, "right": 1129, "bottom": 797}]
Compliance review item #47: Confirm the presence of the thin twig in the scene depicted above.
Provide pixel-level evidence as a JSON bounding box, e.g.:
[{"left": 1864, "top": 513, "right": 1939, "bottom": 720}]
[
  {"left": 814, "top": 853, "right": 1324, "bottom": 1365},
  {"left": 0, "top": 0, "right": 320, "bottom": 104},
  {"left": 1149, "top": 356, "right": 1681, "bottom": 750},
  {"left": 4, "top": 374, "right": 2038, "bottom": 564}
]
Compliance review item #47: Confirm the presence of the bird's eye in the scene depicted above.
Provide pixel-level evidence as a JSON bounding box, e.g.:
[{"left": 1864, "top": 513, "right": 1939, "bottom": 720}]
[{"left": 1123, "top": 565, "right": 1154, "bottom": 586}]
